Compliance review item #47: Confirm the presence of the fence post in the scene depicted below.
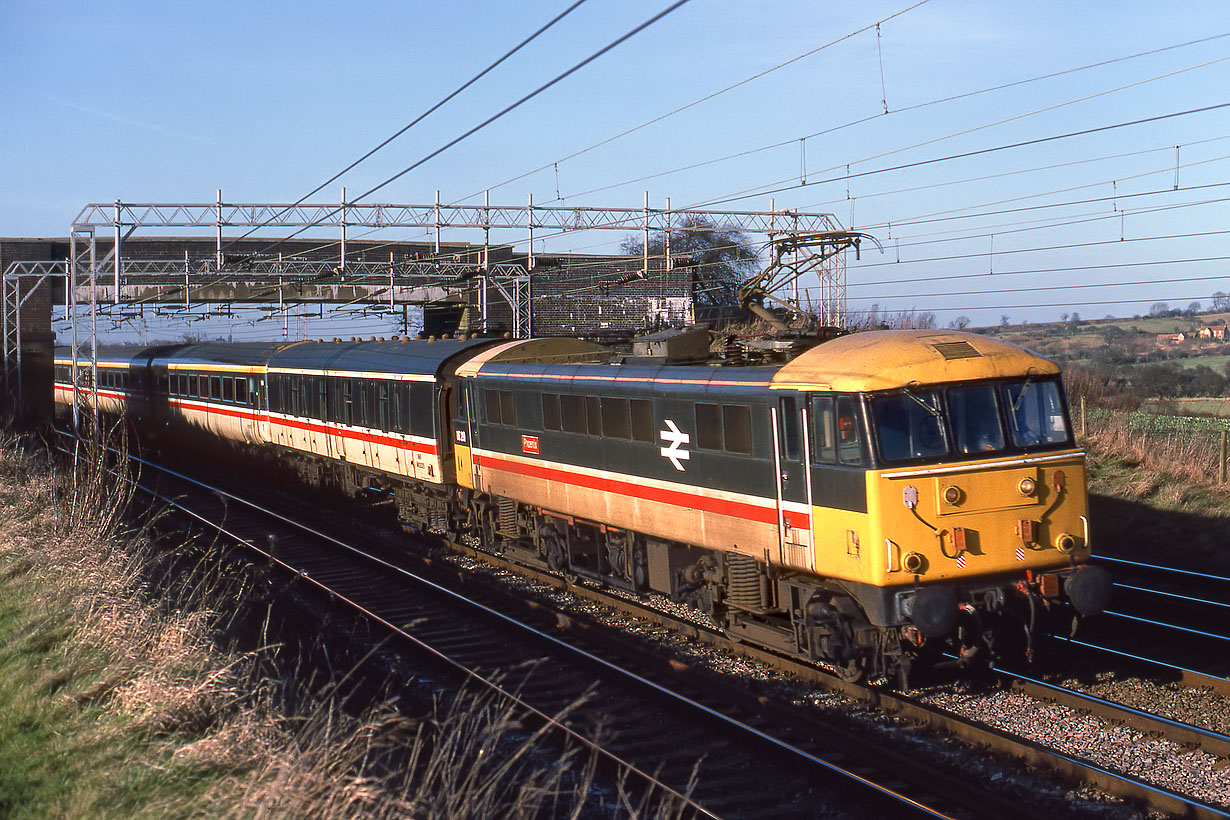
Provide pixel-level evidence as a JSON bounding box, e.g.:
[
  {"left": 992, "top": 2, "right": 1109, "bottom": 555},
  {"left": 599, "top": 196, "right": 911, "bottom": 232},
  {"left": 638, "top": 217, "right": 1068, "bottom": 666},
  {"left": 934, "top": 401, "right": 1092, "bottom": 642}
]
[
  {"left": 1220, "top": 430, "right": 1227, "bottom": 485},
  {"left": 1080, "top": 395, "right": 1086, "bottom": 439}
]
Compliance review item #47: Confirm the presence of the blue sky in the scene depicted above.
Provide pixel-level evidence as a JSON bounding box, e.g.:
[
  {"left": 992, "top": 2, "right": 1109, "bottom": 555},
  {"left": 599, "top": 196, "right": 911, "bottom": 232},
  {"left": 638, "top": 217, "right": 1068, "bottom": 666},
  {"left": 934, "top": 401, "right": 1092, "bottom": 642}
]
[{"left": 2, "top": 0, "right": 1229, "bottom": 340}]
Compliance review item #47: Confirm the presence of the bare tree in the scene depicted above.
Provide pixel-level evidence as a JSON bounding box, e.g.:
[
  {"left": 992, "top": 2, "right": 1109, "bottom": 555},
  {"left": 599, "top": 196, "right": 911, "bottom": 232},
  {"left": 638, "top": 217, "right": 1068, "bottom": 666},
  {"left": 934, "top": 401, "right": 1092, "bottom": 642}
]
[{"left": 621, "top": 215, "right": 759, "bottom": 309}]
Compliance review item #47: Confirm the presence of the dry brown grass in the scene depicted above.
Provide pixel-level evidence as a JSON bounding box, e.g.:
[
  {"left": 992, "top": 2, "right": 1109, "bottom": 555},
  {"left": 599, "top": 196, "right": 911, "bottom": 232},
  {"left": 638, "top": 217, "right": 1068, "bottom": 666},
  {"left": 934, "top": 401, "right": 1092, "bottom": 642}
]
[
  {"left": 0, "top": 431, "right": 695, "bottom": 819},
  {"left": 1083, "top": 413, "right": 1226, "bottom": 491}
]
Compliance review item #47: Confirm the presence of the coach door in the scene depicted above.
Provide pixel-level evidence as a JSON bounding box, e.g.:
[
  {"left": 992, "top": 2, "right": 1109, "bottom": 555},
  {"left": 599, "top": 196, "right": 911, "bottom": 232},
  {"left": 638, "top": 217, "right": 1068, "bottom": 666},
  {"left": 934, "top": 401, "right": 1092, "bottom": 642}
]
[{"left": 773, "top": 396, "right": 814, "bottom": 571}]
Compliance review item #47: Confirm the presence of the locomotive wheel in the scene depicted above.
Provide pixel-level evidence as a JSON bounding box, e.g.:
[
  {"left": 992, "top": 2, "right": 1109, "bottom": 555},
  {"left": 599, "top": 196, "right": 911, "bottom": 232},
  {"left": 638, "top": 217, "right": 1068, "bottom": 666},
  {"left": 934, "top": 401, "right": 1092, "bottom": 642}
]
[{"left": 836, "top": 656, "right": 867, "bottom": 683}]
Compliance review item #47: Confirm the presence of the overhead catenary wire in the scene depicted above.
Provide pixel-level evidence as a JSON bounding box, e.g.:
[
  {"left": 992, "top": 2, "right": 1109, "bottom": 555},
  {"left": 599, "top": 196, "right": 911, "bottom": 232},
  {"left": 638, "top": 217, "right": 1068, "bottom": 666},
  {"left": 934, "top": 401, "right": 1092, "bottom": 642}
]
[
  {"left": 222, "top": 0, "right": 592, "bottom": 255},
  {"left": 460, "top": 0, "right": 933, "bottom": 203},
  {"left": 689, "top": 96, "right": 1230, "bottom": 211},
  {"left": 560, "top": 33, "right": 1230, "bottom": 202},
  {"left": 155, "top": 0, "right": 692, "bottom": 308},
  {"left": 254, "top": 0, "right": 694, "bottom": 257}
]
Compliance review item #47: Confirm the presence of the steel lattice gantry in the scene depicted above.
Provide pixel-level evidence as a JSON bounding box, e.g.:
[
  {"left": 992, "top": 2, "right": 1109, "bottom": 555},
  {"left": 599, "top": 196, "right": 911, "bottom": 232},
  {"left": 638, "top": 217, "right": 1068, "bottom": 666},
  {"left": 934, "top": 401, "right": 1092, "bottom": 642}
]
[{"left": 65, "top": 193, "right": 848, "bottom": 333}]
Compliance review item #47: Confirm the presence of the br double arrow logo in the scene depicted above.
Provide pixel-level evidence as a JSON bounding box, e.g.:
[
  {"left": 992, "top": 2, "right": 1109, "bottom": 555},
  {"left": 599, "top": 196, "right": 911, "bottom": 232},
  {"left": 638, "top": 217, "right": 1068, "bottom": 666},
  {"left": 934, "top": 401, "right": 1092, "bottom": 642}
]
[{"left": 659, "top": 419, "right": 691, "bottom": 471}]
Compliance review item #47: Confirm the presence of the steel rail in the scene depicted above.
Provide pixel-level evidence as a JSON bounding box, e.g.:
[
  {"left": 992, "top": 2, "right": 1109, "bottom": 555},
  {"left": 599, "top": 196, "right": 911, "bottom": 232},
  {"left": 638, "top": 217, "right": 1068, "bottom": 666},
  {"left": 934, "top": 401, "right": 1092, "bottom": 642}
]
[
  {"left": 1046, "top": 634, "right": 1230, "bottom": 696},
  {"left": 1113, "top": 582, "right": 1230, "bottom": 611},
  {"left": 1102, "top": 609, "right": 1230, "bottom": 642},
  {"left": 63, "top": 435, "right": 956, "bottom": 820},
  {"left": 58, "top": 430, "right": 1230, "bottom": 819},
  {"left": 54, "top": 437, "right": 718, "bottom": 820},
  {"left": 1096, "top": 555, "right": 1230, "bottom": 584},
  {"left": 997, "top": 663, "right": 1230, "bottom": 758}
]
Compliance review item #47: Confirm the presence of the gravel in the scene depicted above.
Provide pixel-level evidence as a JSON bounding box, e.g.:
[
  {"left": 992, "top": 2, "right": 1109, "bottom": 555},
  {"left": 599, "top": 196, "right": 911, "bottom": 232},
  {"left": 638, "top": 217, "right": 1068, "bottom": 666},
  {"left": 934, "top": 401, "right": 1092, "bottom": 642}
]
[{"left": 429, "top": 545, "right": 1230, "bottom": 818}]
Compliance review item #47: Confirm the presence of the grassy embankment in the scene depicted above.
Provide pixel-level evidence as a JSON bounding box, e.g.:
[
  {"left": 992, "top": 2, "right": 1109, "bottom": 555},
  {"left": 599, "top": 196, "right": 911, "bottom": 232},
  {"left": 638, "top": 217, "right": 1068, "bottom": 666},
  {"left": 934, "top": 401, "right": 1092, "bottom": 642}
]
[
  {"left": 0, "top": 434, "right": 684, "bottom": 819},
  {"left": 1078, "top": 408, "right": 1230, "bottom": 573}
]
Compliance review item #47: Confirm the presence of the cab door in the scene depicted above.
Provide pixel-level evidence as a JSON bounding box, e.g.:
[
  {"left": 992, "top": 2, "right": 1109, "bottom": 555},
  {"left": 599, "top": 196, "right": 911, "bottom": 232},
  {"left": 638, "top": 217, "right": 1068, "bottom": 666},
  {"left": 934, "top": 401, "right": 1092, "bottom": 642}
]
[{"left": 773, "top": 395, "right": 814, "bottom": 570}]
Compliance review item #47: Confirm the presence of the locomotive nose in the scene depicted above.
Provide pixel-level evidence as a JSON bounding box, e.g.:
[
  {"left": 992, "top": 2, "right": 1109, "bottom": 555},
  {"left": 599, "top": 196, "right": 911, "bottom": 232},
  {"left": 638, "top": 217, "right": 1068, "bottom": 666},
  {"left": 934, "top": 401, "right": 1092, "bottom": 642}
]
[{"left": 1064, "top": 564, "right": 1112, "bottom": 615}]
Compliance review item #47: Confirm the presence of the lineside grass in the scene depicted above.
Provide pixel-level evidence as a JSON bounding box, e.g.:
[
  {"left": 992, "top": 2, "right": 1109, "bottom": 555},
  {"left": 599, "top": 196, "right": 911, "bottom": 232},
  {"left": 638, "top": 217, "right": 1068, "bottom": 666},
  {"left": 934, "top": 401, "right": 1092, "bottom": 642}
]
[
  {"left": 0, "top": 433, "right": 690, "bottom": 819},
  {"left": 1078, "top": 412, "right": 1230, "bottom": 573}
]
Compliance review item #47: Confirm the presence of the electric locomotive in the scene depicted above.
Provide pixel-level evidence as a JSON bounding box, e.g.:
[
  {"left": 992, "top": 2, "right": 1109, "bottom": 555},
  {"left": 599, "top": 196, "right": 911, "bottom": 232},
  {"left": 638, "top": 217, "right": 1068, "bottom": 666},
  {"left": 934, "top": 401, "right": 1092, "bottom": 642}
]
[{"left": 53, "top": 329, "right": 1110, "bottom": 683}]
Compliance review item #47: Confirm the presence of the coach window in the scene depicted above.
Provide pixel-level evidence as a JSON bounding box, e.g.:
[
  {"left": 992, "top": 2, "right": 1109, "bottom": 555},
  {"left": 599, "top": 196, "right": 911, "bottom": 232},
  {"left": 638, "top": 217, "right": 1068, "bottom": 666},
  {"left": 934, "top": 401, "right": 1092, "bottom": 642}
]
[
  {"left": 723, "top": 405, "right": 752, "bottom": 455},
  {"left": 188, "top": 374, "right": 198, "bottom": 398},
  {"left": 341, "top": 380, "right": 354, "bottom": 425},
  {"left": 364, "top": 382, "right": 376, "bottom": 427},
  {"left": 542, "top": 393, "right": 561, "bottom": 431},
  {"left": 357, "top": 381, "right": 372, "bottom": 427},
  {"left": 314, "top": 379, "right": 326, "bottom": 420},
  {"left": 560, "top": 394, "right": 586, "bottom": 434},
  {"left": 394, "top": 383, "right": 409, "bottom": 433},
  {"left": 409, "top": 383, "right": 432, "bottom": 437},
  {"left": 377, "top": 382, "right": 391, "bottom": 432},
  {"left": 630, "top": 399, "right": 654, "bottom": 443},
  {"left": 223, "top": 377, "right": 235, "bottom": 403},
  {"left": 695, "top": 403, "right": 722, "bottom": 450},
  {"left": 235, "top": 377, "right": 248, "bottom": 406}
]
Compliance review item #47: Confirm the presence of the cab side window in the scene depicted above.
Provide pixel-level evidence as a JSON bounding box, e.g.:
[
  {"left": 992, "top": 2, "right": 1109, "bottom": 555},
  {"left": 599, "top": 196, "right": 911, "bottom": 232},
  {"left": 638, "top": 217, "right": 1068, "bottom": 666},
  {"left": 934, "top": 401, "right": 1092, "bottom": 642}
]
[{"left": 811, "top": 395, "right": 863, "bottom": 465}]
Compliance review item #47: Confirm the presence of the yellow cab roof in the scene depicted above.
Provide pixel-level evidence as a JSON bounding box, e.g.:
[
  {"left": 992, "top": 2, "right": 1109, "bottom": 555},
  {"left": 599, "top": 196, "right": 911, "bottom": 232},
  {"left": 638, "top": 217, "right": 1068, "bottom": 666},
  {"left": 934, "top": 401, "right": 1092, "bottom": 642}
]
[{"left": 770, "top": 330, "right": 1059, "bottom": 393}]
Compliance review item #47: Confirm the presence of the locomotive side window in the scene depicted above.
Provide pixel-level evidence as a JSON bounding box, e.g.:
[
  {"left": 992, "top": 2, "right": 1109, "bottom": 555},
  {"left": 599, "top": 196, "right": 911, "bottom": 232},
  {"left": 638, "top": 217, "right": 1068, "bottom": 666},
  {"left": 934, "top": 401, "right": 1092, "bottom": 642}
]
[
  {"left": 630, "top": 399, "right": 654, "bottom": 443},
  {"left": 695, "top": 403, "right": 722, "bottom": 450},
  {"left": 837, "top": 396, "right": 866, "bottom": 465},
  {"left": 483, "top": 389, "right": 518, "bottom": 427},
  {"left": 502, "top": 391, "right": 518, "bottom": 428},
  {"left": 542, "top": 393, "right": 561, "bottom": 431},
  {"left": 484, "top": 389, "right": 501, "bottom": 424},
  {"left": 560, "top": 394, "right": 586, "bottom": 434},
  {"left": 601, "top": 397, "right": 631, "bottom": 440},
  {"left": 723, "top": 405, "right": 752, "bottom": 455},
  {"left": 810, "top": 396, "right": 837, "bottom": 463},
  {"left": 585, "top": 396, "right": 602, "bottom": 436}
]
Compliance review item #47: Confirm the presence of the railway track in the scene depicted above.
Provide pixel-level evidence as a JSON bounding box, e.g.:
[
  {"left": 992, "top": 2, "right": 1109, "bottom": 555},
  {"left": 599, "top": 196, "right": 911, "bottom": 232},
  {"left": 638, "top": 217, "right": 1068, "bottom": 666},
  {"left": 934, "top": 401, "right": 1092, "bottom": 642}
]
[
  {"left": 60, "top": 434, "right": 1230, "bottom": 820},
  {"left": 1044, "top": 555, "right": 1230, "bottom": 696}
]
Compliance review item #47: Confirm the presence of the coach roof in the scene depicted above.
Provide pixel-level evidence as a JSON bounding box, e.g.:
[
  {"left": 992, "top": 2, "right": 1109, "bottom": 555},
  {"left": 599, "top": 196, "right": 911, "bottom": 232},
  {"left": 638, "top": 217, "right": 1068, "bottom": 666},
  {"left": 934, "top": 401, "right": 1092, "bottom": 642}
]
[
  {"left": 771, "top": 330, "right": 1060, "bottom": 393},
  {"left": 268, "top": 337, "right": 496, "bottom": 377}
]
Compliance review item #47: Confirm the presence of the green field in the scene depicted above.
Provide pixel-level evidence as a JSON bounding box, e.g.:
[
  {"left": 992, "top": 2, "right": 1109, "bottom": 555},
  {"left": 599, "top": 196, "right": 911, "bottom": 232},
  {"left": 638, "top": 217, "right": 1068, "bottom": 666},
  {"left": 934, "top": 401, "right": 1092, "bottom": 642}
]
[
  {"left": 1092, "top": 407, "right": 1230, "bottom": 432},
  {"left": 1143, "top": 398, "right": 1230, "bottom": 418},
  {"left": 1167, "top": 354, "right": 1230, "bottom": 372}
]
